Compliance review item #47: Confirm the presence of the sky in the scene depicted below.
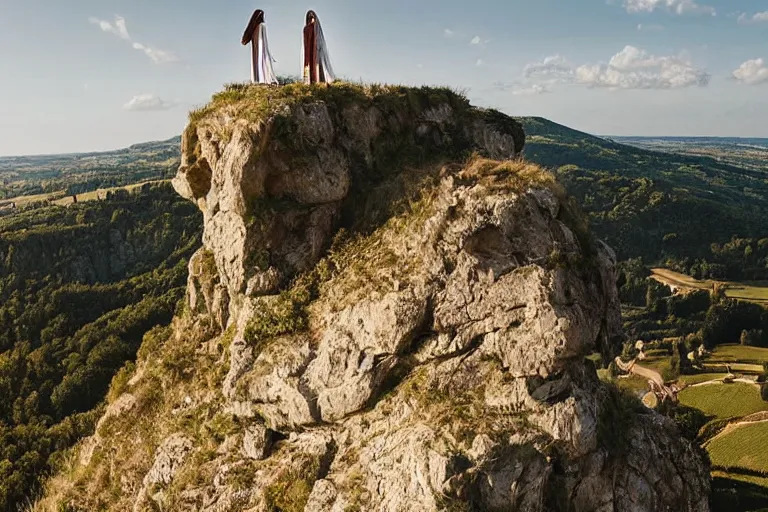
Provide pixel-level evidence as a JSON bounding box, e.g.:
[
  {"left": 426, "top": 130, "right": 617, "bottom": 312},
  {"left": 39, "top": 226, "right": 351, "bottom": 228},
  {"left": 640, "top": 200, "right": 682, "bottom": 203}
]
[{"left": 1, "top": 0, "right": 768, "bottom": 156}]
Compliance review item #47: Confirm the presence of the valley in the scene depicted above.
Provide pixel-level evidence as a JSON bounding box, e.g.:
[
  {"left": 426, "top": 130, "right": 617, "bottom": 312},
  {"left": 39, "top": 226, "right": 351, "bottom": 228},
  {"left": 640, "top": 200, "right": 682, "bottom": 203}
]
[{"left": 0, "top": 87, "right": 767, "bottom": 510}]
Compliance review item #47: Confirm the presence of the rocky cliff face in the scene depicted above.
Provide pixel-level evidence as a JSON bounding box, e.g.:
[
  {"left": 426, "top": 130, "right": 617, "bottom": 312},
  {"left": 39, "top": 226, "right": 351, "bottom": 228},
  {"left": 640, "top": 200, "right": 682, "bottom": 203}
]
[{"left": 35, "top": 84, "right": 710, "bottom": 512}]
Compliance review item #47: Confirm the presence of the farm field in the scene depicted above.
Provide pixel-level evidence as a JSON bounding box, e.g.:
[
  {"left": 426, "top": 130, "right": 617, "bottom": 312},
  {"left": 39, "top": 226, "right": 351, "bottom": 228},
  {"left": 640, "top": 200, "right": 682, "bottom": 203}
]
[
  {"left": 678, "top": 372, "right": 729, "bottom": 386},
  {"left": 679, "top": 383, "right": 767, "bottom": 420},
  {"left": 708, "top": 421, "right": 768, "bottom": 474},
  {"left": 651, "top": 268, "right": 768, "bottom": 305},
  {"left": 611, "top": 135, "right": 768, "bottom": 172},
  {"left": 707, "top": 344, "right": 768, "bottom": 365},
  {"left": 0, "top": 180, "right": 168, "bottom": 209}
]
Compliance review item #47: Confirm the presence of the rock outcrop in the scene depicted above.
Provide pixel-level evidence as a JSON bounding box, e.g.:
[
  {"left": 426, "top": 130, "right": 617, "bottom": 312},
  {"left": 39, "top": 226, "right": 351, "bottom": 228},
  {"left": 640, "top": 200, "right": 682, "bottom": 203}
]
[{"left": 34, "top": 84, "right": 710, "bottom": 512}]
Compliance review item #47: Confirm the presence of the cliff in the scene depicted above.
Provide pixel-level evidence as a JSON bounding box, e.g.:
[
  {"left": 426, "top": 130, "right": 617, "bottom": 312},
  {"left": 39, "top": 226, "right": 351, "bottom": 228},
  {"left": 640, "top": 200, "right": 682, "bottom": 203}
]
[{"left": 35, "top": 83, "right": 710, "bottom": 512}]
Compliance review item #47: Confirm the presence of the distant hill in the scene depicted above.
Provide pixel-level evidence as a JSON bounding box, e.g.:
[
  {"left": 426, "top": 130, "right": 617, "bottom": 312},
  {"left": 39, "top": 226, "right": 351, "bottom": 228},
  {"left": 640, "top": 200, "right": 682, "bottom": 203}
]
[
  {"left": 516, "top": 116, "right": 768, "bottom": 265},
  {"left": 5, "top": 118, "right": 768, "bottom": 271},
  {"left": 0, "top": 137, "right": 181, "bottom": 200},
  {"left": 611, "top": 135, "right": 768, "bottom": 147},
  {"left": 608, "top": 135, "right": 768, "bottom": 171}
]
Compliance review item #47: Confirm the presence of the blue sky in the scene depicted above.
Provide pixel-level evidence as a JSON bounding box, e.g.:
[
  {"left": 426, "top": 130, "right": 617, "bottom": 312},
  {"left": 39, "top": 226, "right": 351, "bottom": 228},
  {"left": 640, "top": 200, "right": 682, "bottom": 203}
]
[{"left": 1, "top": 0, "right": 768, "bottom": 155}]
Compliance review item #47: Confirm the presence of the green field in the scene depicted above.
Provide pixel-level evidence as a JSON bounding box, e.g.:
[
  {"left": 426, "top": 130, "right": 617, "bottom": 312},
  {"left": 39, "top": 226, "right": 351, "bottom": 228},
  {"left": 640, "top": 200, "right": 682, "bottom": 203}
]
[
  {"left": 0, "top": 180, "right": 168, "bottom": 209},
  {"left": 708, "top": 344, "right": 768, "bottom": 365},
  {"left": 678, "top": 373, "right": 729, "bottom": 386},
  {"left": 651, "top": 268, "right": 768, "bottom": 305},
  {"left": 708, "top": 422, "right": 768, "bottom": 474},
  {"left": 679, "top": 383, "right": 768, "bottom": 420}
]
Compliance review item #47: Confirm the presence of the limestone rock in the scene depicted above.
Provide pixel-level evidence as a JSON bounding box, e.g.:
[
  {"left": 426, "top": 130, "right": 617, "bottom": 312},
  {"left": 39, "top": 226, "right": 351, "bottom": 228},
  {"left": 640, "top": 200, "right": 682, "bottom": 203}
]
[
  {"left": 143, "top": 434, "right": 194, "bottom": 486},
  {"left": 242, "top": 424, "right": 271, "bottom": 460},
  {"left": 42, "top": 87, "right": 709, "bottom": 512}
]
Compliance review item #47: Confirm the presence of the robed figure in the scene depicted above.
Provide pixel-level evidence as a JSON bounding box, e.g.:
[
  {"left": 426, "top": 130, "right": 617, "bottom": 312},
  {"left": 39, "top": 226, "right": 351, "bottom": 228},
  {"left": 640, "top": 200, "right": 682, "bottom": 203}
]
[
  {"left": 241, "top": 9, "right": 278, "bottom": 85},
  {"left": 302, "top": 10, "right": 335, "bottom": 84}
]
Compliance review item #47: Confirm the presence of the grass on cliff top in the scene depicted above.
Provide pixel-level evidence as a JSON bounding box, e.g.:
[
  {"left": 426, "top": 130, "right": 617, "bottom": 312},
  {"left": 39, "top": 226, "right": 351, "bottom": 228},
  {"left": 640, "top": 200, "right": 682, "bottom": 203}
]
[
  {"left": 188, "top": 81, "right": 470, "bottom": 131},
  {"left": 460, "top": 157, "right": 561, "bottom": 195}
]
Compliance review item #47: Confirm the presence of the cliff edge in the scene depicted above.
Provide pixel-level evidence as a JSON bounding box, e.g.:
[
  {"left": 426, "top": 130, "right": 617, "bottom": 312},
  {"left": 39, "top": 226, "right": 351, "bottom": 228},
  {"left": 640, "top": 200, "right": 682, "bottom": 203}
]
[{"left": 35, "top": 83, "right": 709, "bottom": 512}]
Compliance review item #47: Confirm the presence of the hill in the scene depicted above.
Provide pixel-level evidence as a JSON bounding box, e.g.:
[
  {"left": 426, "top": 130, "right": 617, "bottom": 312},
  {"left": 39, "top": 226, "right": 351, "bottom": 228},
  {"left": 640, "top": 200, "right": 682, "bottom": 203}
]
[
  {"left": 0, "top": 183, "right": 201, "bottom": 510},
  {"left": 0, "top": 137, "right": 181, "bottom": 201},
  {"left": 33, "top": 82, "right": 709, "bottom": 512},
  {"left": 5, "top": 113, "right": 768, "bottom": 280},
  {"left": 612, "top": 135, "right": 768, "bottom": 171},
  {"left": 2, "top": 87, "right": 766, "bottom": 511},
  {"left": 518, "top": 117, "right": 768, "bottom": 279}
]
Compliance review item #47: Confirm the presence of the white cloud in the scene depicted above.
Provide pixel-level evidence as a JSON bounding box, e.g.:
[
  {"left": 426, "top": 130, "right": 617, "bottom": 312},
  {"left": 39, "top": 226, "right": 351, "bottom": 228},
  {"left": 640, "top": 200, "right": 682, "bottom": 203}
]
[
  {"left": 519, "top": 46, "right": 709, "bottom": 91},
  {"left": 738, "top": 11, "right": 768, "bottom": 24},
  {"left": 623, "top": 0, "right": 716, "bottom": 16},
  {"left": 637, "top": 23, "right": 665, "bottom": 31},
  {"left": 476, "top": 59, "right": 484, "bottom": 67},
  {"left": 443, "top": 29, "right": 454, "bottom": 38},
  {"left": 89, "top": 16, "right": 130, "bottom": 40},
  {"left": 732, "top": 58, "right": 768, "bottom": 85},
  {"left": 132, "top": 43, "right": 178, "bottom": 64},
  {"left": 89, "top": 15, "right": 177, "bottom": 64},
  {"left": 511, "top": 84, "right": 551, "bottom": 96},
  {"left": 492, "top": 80, "right": 552, "bottom": 95},
  {"left": 469, "top": 35, "right": 490, "bottom": 47},
  {"left": 123, "top": 94, "right": 176, "bottom": 112},
  {"left": 523, "top": 55, "right": 575, "bottom": 83},
  {"left": 575, "top": 46, "right": 710, "bottom": 89}
]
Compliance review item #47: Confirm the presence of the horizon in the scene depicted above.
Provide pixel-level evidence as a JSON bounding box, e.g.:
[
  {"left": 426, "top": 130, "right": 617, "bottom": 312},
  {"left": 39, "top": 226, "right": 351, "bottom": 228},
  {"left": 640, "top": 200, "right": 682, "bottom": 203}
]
[
  {"left": 3, "top": 120, "right": 768, "bottom": 160},
  {"left": 2, "top": 0, "right": 768, "bottom": 156}
]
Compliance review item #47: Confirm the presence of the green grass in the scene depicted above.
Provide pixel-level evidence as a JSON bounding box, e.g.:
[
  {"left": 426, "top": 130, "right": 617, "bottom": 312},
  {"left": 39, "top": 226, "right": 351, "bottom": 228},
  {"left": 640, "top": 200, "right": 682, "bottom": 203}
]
[
  {"left": 708, "top": 344, "right": 768, "bottom": 365},
  {"left": 712, "top": 470, "right": 768, "bottom": 490},
  {"left": 651, "top": 268, "right": 768, "bottom": 305},
  {"left": 708, "top": 422, "right": 768, "bottom": 474},
  {"left": 679, "top": 383, "right": 768, "bottom": 420},
  {"left": 702, "top": 363, "right": 765, "bottom": 375},
  {"left": 187, "top": 81, "right": 470, "bottom": 140},
  {"left": 678, "top": 373, "right": 729, "bottom": 385},
  {"left": 726, "top": 284, "right": 768, "bottom": 303}
]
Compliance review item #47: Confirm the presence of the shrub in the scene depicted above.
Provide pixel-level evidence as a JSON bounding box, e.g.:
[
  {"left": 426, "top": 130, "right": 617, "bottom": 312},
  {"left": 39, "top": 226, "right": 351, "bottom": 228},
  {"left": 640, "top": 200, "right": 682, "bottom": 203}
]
[
  {"left": 697, "top": 417, "right": 734, "bottom": 443},
  {"left": 598, "top": 382, "right": 645, "bottom": 456}
]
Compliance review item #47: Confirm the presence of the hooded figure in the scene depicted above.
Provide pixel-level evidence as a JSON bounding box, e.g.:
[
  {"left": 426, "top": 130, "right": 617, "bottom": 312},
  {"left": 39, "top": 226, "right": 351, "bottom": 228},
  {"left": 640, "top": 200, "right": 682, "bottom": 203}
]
[
  {"left": 242, "top": 9, "right": 278, "bottom": 85},
  {"left": 302, "top": 10, "right": 335, "bottom": 84}
]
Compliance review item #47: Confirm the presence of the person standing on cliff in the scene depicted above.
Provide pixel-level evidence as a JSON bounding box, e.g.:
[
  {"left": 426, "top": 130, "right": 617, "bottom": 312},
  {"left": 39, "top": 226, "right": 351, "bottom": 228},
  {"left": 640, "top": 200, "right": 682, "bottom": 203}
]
[
  {"left": 241, "top": 9, "right": 278, "bottom": 85},
  {"left": 302, "top": 10, "right": 335, "bottom": 84}
]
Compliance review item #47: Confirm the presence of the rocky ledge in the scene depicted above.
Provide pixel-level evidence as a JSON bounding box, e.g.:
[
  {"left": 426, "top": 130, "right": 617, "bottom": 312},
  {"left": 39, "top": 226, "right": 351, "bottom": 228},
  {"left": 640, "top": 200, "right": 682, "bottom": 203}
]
[{"left": 35, "top": 83, "right": 710, "bottom": 512}]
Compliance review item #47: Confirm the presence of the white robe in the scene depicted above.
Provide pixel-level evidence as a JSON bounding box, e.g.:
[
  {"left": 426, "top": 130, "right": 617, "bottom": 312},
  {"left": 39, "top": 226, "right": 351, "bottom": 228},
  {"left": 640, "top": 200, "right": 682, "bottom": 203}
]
[{"left": 251, "top": 24, "right": 278, "bottom": 85}]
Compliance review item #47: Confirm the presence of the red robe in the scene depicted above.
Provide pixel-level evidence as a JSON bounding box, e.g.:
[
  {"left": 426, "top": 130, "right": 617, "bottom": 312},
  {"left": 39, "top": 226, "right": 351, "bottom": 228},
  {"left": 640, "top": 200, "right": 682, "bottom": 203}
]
[{"left": 303, "top": 23, "right": 325, "bottom": 84}]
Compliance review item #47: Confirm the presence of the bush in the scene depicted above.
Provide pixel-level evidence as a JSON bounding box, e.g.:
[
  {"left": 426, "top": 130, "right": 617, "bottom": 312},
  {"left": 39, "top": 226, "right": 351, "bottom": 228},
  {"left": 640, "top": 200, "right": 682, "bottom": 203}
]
[
  {"left": 597, "top": 383, "right": 645, "bottom": 456},
  {"left": 662, "top": 403, "right": 709, "bottom": 441},
  {"left": 697, "top": 417, "right": 735, "bottom": 443}
]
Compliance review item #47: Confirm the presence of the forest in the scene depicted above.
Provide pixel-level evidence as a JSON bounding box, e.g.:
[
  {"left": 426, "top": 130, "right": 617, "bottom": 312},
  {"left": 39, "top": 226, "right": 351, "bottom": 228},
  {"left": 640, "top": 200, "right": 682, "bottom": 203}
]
[
  {"left": 0, "top": 183, "right": 200, "bottom": 510},
  {"left": 519, "top": 116, "right": 768, "bottom": 279},
  {"left": 0, "top": 137, "right": 180, "bottom": 201},
  {"left": 0, "top": 113, "right": 767, "bottom": 509}
]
